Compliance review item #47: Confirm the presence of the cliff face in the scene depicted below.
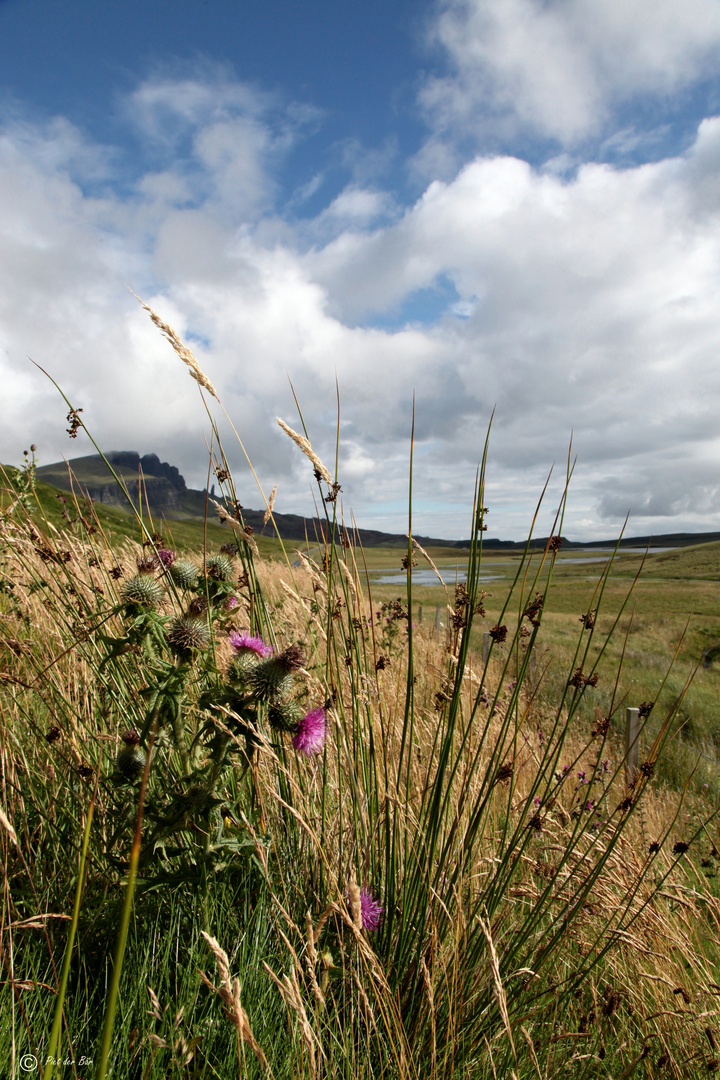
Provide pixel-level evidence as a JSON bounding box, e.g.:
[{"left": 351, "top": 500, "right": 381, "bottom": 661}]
[{"left": 36, "top": 452, "right": 188, "bottom": 513}]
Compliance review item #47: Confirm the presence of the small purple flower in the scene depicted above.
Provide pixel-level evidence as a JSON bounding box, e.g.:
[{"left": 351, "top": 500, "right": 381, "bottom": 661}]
[
  {"left": 577, "top": 771, "right": 587, "bottom": 783},
  {"left": 349, "top": 887, "right": 384, "bottom": 931},
  {"left": 585, "top": 800, "right": 595, "bottom": 812},
  {"left": 157, "top": 548, "right": 177, "bottom": 567},
  {"left": 229, "top": 631, "right": 272, "bottom": 658},
  {"left": 533, "top": 796, "right": 541, "bottom": 807},
  {"left": 292, "top": 708, "right": 327, "bottom": 756},
  {"left": 224, "top": 595, "right": 239, "bottom": 612}
]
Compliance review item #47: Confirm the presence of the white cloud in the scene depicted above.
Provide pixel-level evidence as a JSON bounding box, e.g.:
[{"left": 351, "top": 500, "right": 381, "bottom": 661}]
[
  {"left": 421, "top": 0, "right": 720, "bottom": 147},
  {"left": 3, "top": 74, "right": 720, "bottom": 541}
]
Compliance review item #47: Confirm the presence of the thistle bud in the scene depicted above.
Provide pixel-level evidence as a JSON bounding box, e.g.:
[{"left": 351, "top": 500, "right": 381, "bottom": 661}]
[
  {"left": 167, "top": 615, "right": 211, "bottom": 656},
  {"left": 169, "top": 558, "right": 199, "bottom": 590},
  {"left": 120, "top": 574, "right": 164, "bottom": 610},
  {"left": 268, "top": 700, "right": 304, "bottom": 733},
  {"left": 115, "top": 730, "right": 146, "bottom": 783},
  {"left": 205, "top": 554, "right": 234, "bottom": 582},
  {"left": 247, "top": 644, "right": 305, "bottom": 701}
]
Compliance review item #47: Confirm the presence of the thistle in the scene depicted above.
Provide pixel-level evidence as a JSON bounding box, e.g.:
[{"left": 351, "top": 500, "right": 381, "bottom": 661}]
[
  {"left": 170, "top": 558, "right": 199, "bottom": 590},
  {"left": 246, "top": 644, "right": 305, "bottom": 702},
  {"left": 114, "top": 729, "right": 146, "bottom": 784},
  {"left": 205, "top": 554, "right": 234, "bottom": 582},
  {"left": 268, "top": 699, "right": 304, "bottom": 733},
  {"left": 292, "top": 707, "right": 327, "bottom": 756},
  {"left": 347, "top": 886, "right": 384, "bottom": 931},
  {"left": 120, "top": 574, "right": 164, "bottom": 610},
  {"left": 168, "top": 615, "right": 211, "bottom": 655}
]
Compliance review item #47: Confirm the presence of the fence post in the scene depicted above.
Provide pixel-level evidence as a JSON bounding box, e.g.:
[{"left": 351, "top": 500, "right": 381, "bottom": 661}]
[
  {"left": 625, "top": 707, "right": 640, "bottom": 789},
  {"left": 417, "top": 604, "right": 423, "bottom": 625},
  {"left": 482, "top": 632, "right": 490, "bottom": 667}
]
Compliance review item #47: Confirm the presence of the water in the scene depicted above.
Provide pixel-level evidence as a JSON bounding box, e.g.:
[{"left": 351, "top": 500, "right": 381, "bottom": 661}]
[{"left": 369, "top": 549, "right": 672, "bottom": 587}]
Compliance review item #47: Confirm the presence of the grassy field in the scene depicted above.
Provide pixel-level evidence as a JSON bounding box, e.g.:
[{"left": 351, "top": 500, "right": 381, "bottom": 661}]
[{"left": 4, "top": 323, "right": 720, "bottom": 1077}]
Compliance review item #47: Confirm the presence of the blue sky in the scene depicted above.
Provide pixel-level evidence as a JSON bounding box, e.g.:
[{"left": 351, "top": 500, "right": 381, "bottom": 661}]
[{"left": 2, "top": 0, "right": 720, "bottom": 540}]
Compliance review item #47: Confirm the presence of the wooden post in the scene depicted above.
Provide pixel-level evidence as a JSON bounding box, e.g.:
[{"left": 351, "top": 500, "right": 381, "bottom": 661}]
[
  {"left": 625, "top": 707, "right": 640, "bottom": 789},
  {"left": 482, "top": 632, "right": 490, "bottom": 667},
  {"left": 435, "top": 603, "right": 441, "bottom": 642}
]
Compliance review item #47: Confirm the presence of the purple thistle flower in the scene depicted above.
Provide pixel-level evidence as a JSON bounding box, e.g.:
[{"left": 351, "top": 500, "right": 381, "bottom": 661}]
[
  {"left": 292, "top": 707, "right": 327, "bottom": 756},
  {"left": 229, "top": 631, "right": 272, "bottom": 658},
  {"left": 348, "top": 887, "right": 384, "bottom": 931},
  {"left": 224, "top": 595, "right": 239, "bottom": 611},
  {"left": 157, "top": 548, "right": 177, "bottom": 567}
]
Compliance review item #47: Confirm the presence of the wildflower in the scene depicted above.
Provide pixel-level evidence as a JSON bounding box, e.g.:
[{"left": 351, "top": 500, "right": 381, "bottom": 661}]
[
  {"left": 157, "top": 548, "right": 177, "bottom": 567},
  {"left": 224, "top": 596, "right": 239, "bottom": 611},
  {"left": 533, "top": 796, "right": 541, "bottom": 807},
  {"left": 292, "top": 708, "right": 327, "bottom": 756},
  {"left": 348, "top": 887, "right": 384, "bottom": 931},
  {"left": 229, "top": 631, "right": 272, "bottom": 659},
  {"left": 577, "top": 771, "right": 587, "bottom": 784}
]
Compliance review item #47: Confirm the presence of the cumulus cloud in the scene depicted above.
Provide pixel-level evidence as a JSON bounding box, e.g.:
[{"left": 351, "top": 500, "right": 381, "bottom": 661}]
[
  {"left": 2, "top": 70, "right": 720, "bottom": 541},
  {"left": 421, "top": 0, "right": 720, "bottom": 148}
]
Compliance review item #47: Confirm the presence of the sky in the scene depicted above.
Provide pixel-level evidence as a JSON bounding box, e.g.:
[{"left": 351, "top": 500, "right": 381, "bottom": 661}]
[{"left": 2, "top": 0, "right": 720, "bottom": 542}]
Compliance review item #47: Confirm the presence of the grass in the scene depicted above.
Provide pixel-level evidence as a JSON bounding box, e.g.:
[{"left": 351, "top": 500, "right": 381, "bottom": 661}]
[{"left": 2, "top": 311, "right": 720, "bottom": 1078}]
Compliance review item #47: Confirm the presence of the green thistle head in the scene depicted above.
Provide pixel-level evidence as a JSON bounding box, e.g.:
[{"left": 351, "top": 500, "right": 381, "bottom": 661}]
[
  {"left": 205, "top": 554, "right": 234, "bottom": 582},
  {"left": 169, "top": 558, "right": 199, "bottom": 590},
  {"left": 120, "top": 574, "right": 164, "bottom": 610},
  {"left": 268, "top": 699, "right": 304, "bottom": 733},
  {"left": 167, "top": 615, "right": 211, "bottom": 656},
  {"left": 114, "top": 730, "right": 146, "bottom": 784},
  {"left": 247, "top": 644, "right": 305, "bottom": 702}
]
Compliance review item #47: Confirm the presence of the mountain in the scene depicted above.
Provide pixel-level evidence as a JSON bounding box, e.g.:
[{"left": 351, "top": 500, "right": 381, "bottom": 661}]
[
  {"left": 34, "top": 452, "right": 459, "bottom": 548},
  {"left": 34, "top": 452, "right": 720, "bottom": 550}
]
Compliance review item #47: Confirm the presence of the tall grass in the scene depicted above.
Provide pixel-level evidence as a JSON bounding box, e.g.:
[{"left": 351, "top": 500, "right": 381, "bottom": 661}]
[{"left": 1, "top": 316, "right": 720, "bottom": 1077}]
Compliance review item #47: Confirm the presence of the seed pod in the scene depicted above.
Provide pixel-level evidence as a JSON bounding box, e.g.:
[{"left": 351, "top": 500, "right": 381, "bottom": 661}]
[
  {"left": 169, "top": 558, "right": 199, "bottom": 590},
  {"left": 120, "top": 574, "right": 164, "bottom": 609}
]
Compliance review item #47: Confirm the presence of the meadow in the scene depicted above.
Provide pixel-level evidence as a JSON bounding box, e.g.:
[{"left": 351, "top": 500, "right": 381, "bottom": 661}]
[{"left": 2, "top": 316, "right": 720, "bottom": 1079}]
